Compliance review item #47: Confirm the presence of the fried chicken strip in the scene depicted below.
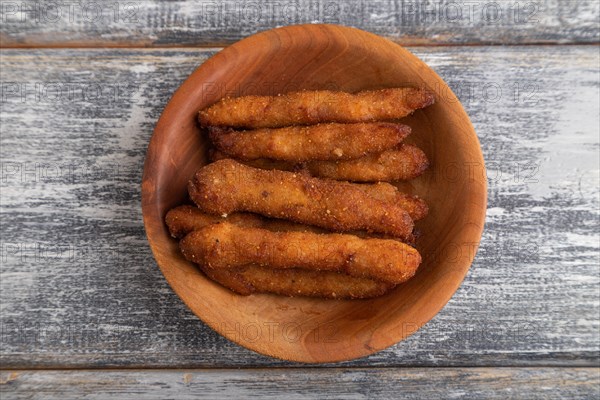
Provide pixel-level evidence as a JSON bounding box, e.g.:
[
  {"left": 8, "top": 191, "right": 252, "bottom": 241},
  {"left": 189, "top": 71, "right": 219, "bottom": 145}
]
[
  {"left": 209, "top": 148, "right": 299, "bottom": 171},
  {"left": 210, "top": 145, "right": 428, "bottom": 181},
  {"left": 166, "top": 206, "right": 396, "bottom": 298},
  {"left": 209, "top": 122, "right": 410, "bottom": 161},
  {"left": 347, "top": 181, "right": 428, "bottom": 221},
  {"left": 306, "top": 144, "right": 429, "bottom": 182},
  {"left": 166, "top": 205, "right": 320, "bottom": 239},
  {"left": 180, "top": 222, "right": 421, "bottom": 284},
  {"left": 166, "top": 205, "right": 418, "bottom": 244},
  {"left": 199, "top": 88, "right": 435, "bottom": 128},
  {"left": 200, "top": 265, "right": 394, "bottom": 299},
  {"left": 207, "top": 153, "right": 430, "bottom": 220},
  {"left": 188, "top": 159, "right": 414, "bottom": 239}
]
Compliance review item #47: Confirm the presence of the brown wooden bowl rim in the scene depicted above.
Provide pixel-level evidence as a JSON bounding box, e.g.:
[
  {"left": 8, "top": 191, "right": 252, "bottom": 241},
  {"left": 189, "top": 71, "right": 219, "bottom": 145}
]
[{"left": 141, "top": 23, "right": 488, "bottom": 363}]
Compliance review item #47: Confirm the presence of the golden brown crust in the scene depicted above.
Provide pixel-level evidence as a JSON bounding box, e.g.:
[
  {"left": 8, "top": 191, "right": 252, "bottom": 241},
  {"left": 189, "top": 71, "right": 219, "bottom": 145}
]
[
  {"left": 166, "top": 205, "right": 323, "bottom": 239},
  {"left": 186, "top": 160, "right": 429, "bottom": 222},
  {"left": 168, "top": 207, "right": 396, "bottom": 298},
  {"left": 208, "top": 150, "right": 428, "bottom": 220},
  {"left": 188, "top": 159, "right": 414, "bottom": 240},
  {"left": 166, "top": 205, "right": 418, "bottom": 245},
  {"left": 180, "top": 222, "right": 421, "bottom": 285},
  {"left": 199, "top": 88, "right": 435, "bottom": 128},
  {"left": 209, "top": 148, "right": 299, "bottom": 171},
  {"left": 165, "top": 205, "right": 262, "bottom": 238},
  {"left": 174, "top": 87, "right": 435, "bottom": 299},
  {"left": 209, "top": 122, "right": 410, "bottom": 161},
  {"left": 340, "top": 182, "right": 428, "bottom": 222},
  {"left": 211, "top": 146, "right": 429, "bottom": 183},
  {"left": 394, "top": 193, "right": 429, "bottom": 222},
  {"left": 307, "top": 144, "right": 429, "bottom": 182},
  {"left": 200, "top": 265, "right": 394, "bottom": 299},
  {"left": 200, "top": 266, "right": 255, "bottom": 295}
]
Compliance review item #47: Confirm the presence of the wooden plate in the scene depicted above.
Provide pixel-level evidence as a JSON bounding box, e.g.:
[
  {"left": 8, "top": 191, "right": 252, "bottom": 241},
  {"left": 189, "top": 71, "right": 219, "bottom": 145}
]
[{"left": 142, "top": 24, "right": 487, "bottom": 363}]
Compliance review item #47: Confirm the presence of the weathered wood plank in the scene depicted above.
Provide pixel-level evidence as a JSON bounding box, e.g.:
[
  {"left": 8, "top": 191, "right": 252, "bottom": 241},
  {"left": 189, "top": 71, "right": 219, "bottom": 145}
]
[
  {"left": 1, "top": 368, "right": 599, "bottom": 399},
  {"left": 1, "top": 0, "right": 598, "bottom": 47},
  {"left": 0, "top": 46, "right": 598, "bottom": 368}
]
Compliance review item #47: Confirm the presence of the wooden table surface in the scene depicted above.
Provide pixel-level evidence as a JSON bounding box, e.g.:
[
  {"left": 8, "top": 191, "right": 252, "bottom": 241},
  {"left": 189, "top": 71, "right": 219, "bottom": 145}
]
[{"left": 1, "top": 1, "right": 599, "bottom": 398}]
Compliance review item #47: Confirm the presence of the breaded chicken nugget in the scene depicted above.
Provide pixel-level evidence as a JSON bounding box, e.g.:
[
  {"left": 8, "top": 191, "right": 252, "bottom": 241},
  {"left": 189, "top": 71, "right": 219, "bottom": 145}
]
[
  {"left": 180, "top": 222, "right": 421, "bottom": 284},
  {"left": 306, "top": 144, "right": 429, "bottom": 182},
  {"left": 188, "top": 159, "right": 414, "bottom": 240},
  {"left": 199, "top": 88, "right": 435, "bottom": 128},
  {"left": 200, "top": 265, "right": 394, "bottom": 299},
  {"left": 209, "top": 122, "right": 410, "bottom": 161}
]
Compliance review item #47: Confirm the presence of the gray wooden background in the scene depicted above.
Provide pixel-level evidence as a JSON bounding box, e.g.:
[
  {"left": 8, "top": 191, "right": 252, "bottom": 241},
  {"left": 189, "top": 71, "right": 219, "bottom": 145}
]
[{"left": 1, "top": 1, "right": 599, "bottom": 398}]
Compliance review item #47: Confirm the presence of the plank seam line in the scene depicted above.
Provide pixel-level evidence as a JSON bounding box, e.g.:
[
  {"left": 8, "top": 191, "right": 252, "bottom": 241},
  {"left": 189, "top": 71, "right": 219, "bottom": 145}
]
[
  {"left": 1, "top": 42, "right": 599, "bottom": 50},
  {"left": 1, "top": 365, "right": 599, "bottom": 371}
]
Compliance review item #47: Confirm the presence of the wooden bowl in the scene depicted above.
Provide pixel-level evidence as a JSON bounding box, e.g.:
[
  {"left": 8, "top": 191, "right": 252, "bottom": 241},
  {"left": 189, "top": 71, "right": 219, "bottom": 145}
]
[{"left": 142, "top": 24, "right": 487, "bottom": 363}]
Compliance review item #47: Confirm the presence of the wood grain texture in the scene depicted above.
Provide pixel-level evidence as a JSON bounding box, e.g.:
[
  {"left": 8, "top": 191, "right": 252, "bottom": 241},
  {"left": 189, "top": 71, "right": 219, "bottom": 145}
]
[
  {"left": 1, "top": 368, "right": 599, "bottom": 399},
  {"left": 1, "top": 0, "right": 599, "bottom": 48},
  {"left": 1, "top": 46, "right": 598, "bottom": 367}
]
